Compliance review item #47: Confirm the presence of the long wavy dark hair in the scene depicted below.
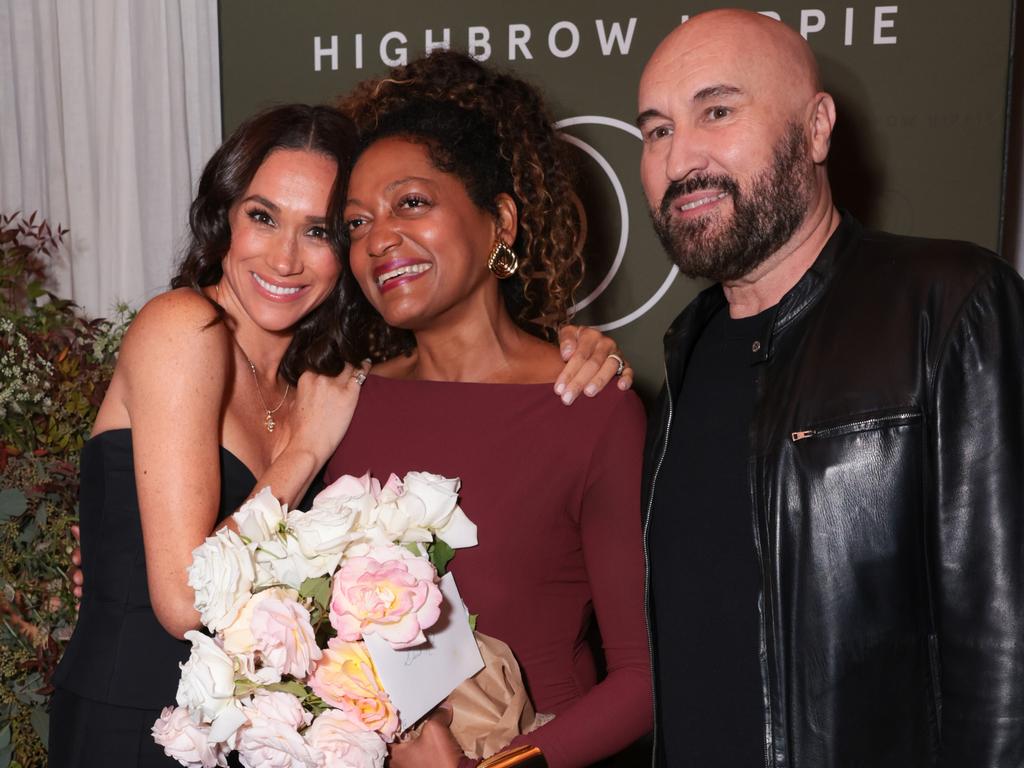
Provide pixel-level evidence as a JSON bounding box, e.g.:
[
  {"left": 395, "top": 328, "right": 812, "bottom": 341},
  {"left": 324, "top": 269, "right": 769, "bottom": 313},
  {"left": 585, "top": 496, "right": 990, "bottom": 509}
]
[
  {"left": 171, "top": 104, "right": 357, "bottom": 384},
  {"left": 336, "top": 50, "right": 585, "bottom": 361}
]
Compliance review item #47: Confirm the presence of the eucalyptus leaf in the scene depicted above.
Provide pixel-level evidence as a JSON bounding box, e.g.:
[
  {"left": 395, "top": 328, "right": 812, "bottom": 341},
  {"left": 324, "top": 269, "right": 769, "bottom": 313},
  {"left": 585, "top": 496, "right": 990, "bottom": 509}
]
[
  {"left": 0, "top": 490, "right": 26, "bottom": 522},
  {"left": 0, "top": 724, "right": 10, "bottom": 749}
]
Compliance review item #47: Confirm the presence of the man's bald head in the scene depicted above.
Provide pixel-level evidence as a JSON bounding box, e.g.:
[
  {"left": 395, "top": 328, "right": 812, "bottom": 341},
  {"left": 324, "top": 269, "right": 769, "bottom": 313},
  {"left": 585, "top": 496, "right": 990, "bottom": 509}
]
[
  {"left": 637, "top": 9, "right": 836, "bottom": 284},
  {"left": 643, "top": 10, "right": 822, "bottom": 114}
]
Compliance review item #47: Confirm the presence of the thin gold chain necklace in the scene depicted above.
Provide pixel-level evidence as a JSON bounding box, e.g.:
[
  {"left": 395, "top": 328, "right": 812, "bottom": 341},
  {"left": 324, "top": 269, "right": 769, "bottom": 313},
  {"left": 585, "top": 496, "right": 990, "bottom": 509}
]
[{"left": 246, "top": 359, "right": 290, "bottom": 432}]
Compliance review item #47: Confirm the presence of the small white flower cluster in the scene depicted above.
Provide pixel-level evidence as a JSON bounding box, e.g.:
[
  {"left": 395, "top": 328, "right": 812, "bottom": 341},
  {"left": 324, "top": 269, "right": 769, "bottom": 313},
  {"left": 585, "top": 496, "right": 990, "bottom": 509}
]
[
  {"left": 0, "top": 318, "right": 53, "bottom": 420},
  {"left": 88, "top": 302, "right": 132, "bottom": 364},
  {"left": 155, "top": 471, "right": 478, "bottom": 768}
]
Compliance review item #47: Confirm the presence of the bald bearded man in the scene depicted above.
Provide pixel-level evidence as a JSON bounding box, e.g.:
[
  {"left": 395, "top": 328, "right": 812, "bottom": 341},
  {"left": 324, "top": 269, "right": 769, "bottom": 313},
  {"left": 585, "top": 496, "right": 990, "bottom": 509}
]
[{"left": 638, "top": 10, "right": 1024, "bottom": 768}]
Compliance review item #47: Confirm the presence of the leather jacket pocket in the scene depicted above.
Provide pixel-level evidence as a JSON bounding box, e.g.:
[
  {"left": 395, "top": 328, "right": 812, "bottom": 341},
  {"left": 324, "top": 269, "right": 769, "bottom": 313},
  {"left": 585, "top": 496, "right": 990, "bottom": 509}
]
[{"left": 790, "top": 408, "right": 921, "bottom": 443}]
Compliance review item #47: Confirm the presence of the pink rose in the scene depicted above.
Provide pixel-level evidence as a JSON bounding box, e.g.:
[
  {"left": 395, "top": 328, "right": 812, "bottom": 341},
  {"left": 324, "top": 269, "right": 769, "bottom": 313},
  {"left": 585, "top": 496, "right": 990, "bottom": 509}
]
[
  {"left": 304, "top": 710, "right": 386, "bottom": 768},
  {"left": 329, "top": 543, "right": 442, "bottom": 648},
  {"left": 151, "top": 705, "right": 227, "bottom": 768},
  {"left": 236, "top": 690, "right": 322, "bottom": 768},
  {"left": 307, "top": 639, "right": 399, "bottom": 740},
  {"left": 250, "top": 591, "right": 322, "bottom": 678}
]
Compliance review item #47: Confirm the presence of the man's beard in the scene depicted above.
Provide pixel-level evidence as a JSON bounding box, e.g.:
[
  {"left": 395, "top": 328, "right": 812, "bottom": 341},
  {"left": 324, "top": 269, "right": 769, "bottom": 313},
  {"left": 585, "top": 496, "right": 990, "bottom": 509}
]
[{"left": 651, "top": 121, "right": 815, "bottom": 283}]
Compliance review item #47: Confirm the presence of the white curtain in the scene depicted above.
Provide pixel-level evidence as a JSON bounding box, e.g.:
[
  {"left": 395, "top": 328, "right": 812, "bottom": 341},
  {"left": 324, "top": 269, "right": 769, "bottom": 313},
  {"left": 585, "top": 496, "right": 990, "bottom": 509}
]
[{"left": 0, "top": 0, "right": 221, "bottom": 318}]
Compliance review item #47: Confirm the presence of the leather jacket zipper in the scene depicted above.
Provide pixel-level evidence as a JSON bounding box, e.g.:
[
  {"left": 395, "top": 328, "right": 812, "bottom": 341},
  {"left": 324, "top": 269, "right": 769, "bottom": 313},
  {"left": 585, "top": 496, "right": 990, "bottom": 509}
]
[
  {"left": 791, "top": 410, "right": 921, "bottom": 442},
  {"left": 642, "top": 360, "right": 673, "bottom": 767}
]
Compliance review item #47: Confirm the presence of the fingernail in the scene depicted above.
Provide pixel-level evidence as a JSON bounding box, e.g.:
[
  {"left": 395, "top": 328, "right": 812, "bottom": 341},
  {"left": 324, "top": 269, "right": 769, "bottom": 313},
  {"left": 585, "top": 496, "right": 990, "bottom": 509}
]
[
  {"left": 560, "top": 345, "right": 572, "bottom": 360},
  {"left": 561, "top": 391, "right": 574, "bottom": 405},
  {"left": 554, "top": 381, "right": 565, "bottom": 395},
  {"left": 585, "top": 384, "right": 597, "bottom": 397}
]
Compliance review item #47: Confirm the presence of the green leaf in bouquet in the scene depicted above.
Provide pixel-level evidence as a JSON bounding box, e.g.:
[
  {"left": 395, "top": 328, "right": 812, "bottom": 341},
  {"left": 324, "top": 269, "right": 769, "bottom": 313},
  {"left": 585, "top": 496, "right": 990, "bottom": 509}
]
[
  {"left": 468, "top": 613, "right": 478, "bottom": 631},
  {"left": 305, "top": 694, "right": 329, "bottom": 716},
  {"left": 403, "top": 543, "right": 423, "bottom": 558},
  {"left": 0, "top": 490, "right": 26, "bottom": 522},
  {"left": 428, "top": 538, "right": 455, "bottom": 575},
  {"left": 233, "top": 679, "right": 260, "bottom": 698},
  {"left": 299, "top": 576, "right": 332, "bottom": 612},
  {"left": 265, "top": 680, "right": 309, "bottom": 699}
]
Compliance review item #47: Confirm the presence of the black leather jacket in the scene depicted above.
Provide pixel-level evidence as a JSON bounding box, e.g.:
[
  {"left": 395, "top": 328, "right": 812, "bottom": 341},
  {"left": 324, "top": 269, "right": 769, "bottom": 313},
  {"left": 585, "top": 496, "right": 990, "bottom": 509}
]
[{"left": 643, "top": 214, "right": 1024, "bottom": 767}]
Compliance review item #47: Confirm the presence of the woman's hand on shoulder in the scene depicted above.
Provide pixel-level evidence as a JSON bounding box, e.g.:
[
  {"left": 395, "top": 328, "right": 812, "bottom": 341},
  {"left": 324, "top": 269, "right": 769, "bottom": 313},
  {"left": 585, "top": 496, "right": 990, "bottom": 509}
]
[
  {"left": 284, "top": 360, "right": 372, "bottom": 466},
  {"left": 554, "top": 325, "right": 634, "bottom": 405}
]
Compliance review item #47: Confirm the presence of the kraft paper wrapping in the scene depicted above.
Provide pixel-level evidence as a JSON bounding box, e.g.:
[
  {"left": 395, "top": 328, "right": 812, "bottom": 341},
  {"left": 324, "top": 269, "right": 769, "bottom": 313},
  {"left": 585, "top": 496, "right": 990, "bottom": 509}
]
[{"left": 431, "top": 632, "right": 554, "bottom": 760}]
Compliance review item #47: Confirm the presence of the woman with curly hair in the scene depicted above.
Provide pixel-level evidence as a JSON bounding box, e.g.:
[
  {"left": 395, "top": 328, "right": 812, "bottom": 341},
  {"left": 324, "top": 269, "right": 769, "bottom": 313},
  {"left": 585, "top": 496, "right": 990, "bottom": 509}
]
[{"left": 325, "top": 51, "right": 652, "bottom": 767}]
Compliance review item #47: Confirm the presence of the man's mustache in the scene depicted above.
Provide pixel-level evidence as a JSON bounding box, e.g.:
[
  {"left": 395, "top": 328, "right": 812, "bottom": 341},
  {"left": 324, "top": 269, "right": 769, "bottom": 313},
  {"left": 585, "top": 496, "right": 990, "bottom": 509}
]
[{"left": 659, "top": 175, "right": 740, "bottom": 219}]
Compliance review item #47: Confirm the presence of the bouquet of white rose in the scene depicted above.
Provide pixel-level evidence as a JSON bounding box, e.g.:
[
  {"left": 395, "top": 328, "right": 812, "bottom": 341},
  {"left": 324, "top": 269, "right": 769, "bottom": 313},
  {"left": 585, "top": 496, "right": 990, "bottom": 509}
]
[{"left": 152, "top": 470, "right": 479, "bottom": 768}]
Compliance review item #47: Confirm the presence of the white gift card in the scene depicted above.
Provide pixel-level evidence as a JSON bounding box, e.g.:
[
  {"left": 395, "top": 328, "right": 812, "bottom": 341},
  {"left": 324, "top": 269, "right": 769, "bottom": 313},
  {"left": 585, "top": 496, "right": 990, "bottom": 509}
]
[{"left": 364, "top": 572, "right": 484, "bottom": 730}]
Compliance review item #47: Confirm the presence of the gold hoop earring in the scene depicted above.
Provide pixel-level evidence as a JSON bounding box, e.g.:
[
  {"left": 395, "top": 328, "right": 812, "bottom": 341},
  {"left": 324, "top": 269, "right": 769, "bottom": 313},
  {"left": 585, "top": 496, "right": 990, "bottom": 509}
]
[{"left": 488, "top": 240, "right": 519, "bottom": 280}]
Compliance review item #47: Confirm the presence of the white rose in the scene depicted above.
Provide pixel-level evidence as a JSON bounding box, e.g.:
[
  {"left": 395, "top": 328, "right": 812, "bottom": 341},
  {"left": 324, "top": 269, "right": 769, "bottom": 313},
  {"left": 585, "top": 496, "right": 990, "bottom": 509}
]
[
  {"left": 234, "top": 487, "right": 286, "bottom": 543},
  {"left": 400, "top": 471, "right": 477, "bottom": 548},
  {"left": 151, "top": 705, "right": 228, "bottom": 768},
  {"left": 287, "top": 505, "right": 358, "bottom": 567},
  {"left": 372, "top": 474, "right": 419, "bottom": 543},
  {"left": 237, "top": 690, "right": 322, "bottom": 768},
  {"left": 188, "top": 529, "right": 256, "bottom": 631},
  {"left": 176, "top": 632, "right": 244, "bottom": 741},
  {"left": 304, "top": 710, "right": 386, "bottom": 768},
  {"left": 253, "top": 536, "right": 329, "bottom": 590},
  {"left": 310, "top": 473, "right": 379, "bottom": 530}
]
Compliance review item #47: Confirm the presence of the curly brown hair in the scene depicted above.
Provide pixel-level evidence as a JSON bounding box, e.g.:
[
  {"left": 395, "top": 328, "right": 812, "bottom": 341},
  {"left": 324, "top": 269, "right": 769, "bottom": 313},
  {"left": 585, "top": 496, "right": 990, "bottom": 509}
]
[{"left": 336, "top": 50, "right": 584, "bottom": 361}]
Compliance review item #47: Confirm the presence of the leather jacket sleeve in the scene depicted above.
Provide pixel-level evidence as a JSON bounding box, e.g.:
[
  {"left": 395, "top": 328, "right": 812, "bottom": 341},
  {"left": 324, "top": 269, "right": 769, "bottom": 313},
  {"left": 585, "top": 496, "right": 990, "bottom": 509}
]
[{"left": 932, "top": 260, "right": 1024, "bottom": 766}]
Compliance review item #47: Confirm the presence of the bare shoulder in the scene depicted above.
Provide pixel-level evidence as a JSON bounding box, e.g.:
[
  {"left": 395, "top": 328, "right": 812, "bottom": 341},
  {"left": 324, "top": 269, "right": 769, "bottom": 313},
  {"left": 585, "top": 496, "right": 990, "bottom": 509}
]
[
  {"left": 117, "top": 288, "right": 232, "bottom": 386},
  {"left": 121, "top": 289, "right": 229, "bottom": 359}
]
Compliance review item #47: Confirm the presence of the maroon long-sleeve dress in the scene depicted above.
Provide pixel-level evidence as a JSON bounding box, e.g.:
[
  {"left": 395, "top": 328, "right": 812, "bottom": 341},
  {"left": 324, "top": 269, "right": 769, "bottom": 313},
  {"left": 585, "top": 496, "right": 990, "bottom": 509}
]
[{"left": 324, "top": 375, "right": 652, "bottom": 767}]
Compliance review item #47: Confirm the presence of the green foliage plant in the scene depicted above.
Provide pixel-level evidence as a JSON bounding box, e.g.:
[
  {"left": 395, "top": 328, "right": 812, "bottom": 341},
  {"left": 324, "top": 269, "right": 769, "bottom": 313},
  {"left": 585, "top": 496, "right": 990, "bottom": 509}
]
[{"left": 0, "top": 213, "right": 132, "bottom": 767}]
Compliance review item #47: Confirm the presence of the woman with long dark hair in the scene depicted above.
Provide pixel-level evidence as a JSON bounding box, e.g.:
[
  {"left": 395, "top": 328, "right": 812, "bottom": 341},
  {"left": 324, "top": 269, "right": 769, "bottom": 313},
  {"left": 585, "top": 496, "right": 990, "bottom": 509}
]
[{"left": 49, "top": 104, "right": 370, "bottom": 766}]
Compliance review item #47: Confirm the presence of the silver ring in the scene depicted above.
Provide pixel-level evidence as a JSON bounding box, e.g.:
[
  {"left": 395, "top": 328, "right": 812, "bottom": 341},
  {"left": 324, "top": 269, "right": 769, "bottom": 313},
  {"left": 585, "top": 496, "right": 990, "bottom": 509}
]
[
  {"left": 354, "top": 370, "right": 367, "bottom": 386},
  {"left": 608, "top": 353, "right": 625, "bottom": 377}
]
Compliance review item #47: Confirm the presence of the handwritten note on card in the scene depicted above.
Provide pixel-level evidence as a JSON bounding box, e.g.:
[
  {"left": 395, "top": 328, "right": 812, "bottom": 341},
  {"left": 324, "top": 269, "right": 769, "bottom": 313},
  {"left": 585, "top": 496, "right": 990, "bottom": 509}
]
[{"left": 364, "top": 573, "right": 484, "bottom": 729}]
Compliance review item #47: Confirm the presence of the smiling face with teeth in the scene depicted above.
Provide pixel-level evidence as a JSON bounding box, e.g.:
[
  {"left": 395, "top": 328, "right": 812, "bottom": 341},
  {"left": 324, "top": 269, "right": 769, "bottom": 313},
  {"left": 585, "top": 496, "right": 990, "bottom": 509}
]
[
  {"left": 637, "top": 11, "right": 835, "bottom": 283},
  {"left": 344, "top": 137, "right": 516, "bottom": 332},
  {"left": 217, "top": 148, "right": 342, "bottom": 334}
]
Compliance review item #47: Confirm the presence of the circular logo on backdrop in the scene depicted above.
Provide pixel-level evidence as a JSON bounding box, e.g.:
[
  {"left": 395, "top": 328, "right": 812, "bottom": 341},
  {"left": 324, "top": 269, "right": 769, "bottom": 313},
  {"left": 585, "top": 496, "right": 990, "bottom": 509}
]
[{"left": 555, "top": 116, "right": 680, "bottom": 332}]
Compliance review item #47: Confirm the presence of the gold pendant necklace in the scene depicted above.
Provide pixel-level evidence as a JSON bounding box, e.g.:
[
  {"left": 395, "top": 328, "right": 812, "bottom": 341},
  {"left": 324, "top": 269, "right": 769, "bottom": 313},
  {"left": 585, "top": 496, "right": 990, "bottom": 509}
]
[{"left": 247, "top": 359, "right": 290, "bottom": 432}]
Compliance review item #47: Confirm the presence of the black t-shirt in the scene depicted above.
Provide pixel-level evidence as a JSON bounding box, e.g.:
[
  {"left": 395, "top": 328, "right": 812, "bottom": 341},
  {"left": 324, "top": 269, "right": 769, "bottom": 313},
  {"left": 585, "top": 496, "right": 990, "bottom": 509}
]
[{"left": 650, "top": 302, "right": 776, "bottom": 767}]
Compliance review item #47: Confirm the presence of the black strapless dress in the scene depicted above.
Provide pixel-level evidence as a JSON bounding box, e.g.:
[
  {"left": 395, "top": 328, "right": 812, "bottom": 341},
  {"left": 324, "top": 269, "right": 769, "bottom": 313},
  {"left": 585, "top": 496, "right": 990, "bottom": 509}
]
[{"left": 49, "top": 429, "right": 255, "bottom": 767}]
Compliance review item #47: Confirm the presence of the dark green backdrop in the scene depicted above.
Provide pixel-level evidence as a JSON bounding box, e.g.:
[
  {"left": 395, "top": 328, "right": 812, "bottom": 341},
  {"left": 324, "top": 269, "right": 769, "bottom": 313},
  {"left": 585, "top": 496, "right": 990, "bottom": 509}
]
[{"left": 219, "top": 1, "right": 1015, "bottom": 398}]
